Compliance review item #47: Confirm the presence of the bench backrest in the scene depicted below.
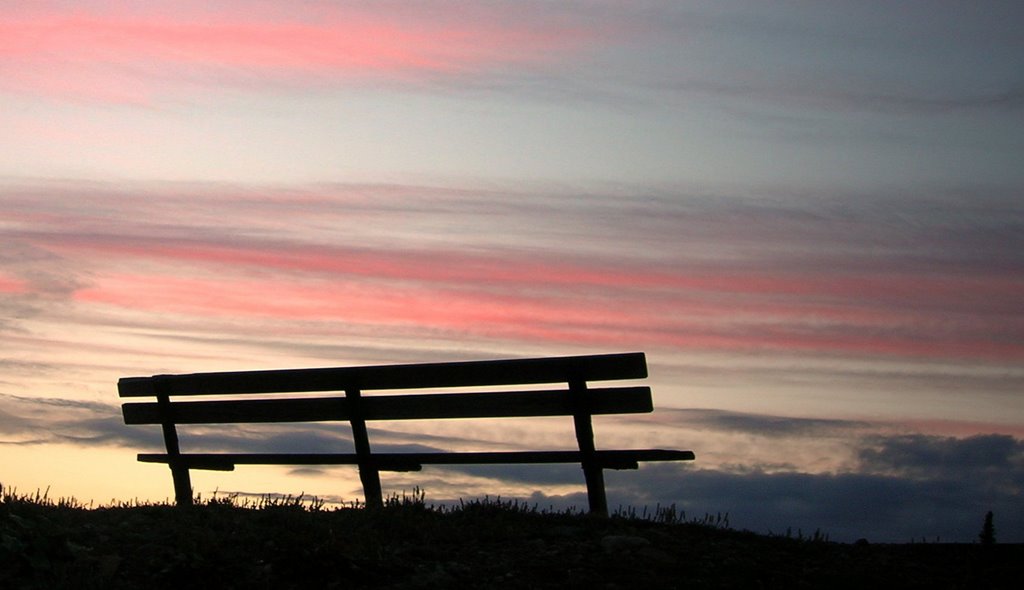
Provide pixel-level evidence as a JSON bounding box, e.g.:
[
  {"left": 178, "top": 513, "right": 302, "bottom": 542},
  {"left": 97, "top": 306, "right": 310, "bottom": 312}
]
[{"left": 119, "top": 352, "right": 652, "bottom": 425}]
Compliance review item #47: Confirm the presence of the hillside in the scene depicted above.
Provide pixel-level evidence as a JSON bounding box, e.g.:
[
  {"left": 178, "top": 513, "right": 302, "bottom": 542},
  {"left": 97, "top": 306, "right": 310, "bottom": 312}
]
[{"left": 1, "top": 487, "right": 1019, "bottom": 589}]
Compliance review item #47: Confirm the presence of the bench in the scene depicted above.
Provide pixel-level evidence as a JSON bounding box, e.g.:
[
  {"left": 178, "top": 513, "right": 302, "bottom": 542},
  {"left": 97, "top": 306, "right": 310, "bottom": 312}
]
[{"left": 118, "top": 352, "right": 694, "bottom": 515}]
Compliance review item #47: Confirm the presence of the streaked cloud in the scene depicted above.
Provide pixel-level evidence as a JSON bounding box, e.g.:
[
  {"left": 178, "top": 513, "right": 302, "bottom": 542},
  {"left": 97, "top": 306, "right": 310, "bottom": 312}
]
[
  {"left": 9, "top": 0, "right": 1021, "bottom": 119},
  {"left": 642, "top": 408, "right": 871, "bottom": 439},
  {"left": 4, "top": 180, "right": 1021, "bottom": 363},
  {"left": 0, "top": 1, "right": 605, "bottom": 103}
]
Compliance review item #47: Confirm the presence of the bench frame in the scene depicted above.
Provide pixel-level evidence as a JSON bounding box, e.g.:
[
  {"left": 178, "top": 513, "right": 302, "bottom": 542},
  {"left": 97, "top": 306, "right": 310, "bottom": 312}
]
[{"left": 118, "top": 352, "right": 694, "bottom": 515}]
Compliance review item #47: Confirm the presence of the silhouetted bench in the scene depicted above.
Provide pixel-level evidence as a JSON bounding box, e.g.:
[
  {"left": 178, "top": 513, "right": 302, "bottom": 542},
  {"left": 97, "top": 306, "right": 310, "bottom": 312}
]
[{"left": 118, "top": 352, "right": 694, "bottom": 515}]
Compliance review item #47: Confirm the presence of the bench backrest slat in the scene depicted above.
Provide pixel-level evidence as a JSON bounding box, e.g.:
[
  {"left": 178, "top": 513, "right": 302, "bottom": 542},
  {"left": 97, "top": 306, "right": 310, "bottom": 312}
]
[
  {"left": 117, "top": 352, "right": 647, "bottom": 397},
  {"left": 122, "top": 386, "right": 653, "bottom": 425}
]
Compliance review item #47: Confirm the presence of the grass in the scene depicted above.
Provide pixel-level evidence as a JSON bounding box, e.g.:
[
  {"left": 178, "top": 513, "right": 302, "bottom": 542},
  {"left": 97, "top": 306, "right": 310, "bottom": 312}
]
[{"left": 1, "top": 484, "right": 1020, "bottom": 589}]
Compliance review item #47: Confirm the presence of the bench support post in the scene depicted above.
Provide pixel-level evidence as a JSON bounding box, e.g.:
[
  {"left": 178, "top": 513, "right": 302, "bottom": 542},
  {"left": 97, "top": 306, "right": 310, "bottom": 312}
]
[
  {"left": 570, "top": 378, "right": 608, "bottom": 517},
  {"left": 155, "top": 380, "right": 192, "bottom": 506},
  {"left": 346, "top": 388, "right": 383, "bottom": 509}
]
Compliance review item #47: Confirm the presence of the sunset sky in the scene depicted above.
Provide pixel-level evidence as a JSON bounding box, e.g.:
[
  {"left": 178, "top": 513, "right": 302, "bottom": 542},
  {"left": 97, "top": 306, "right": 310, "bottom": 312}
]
[{"left": 2, "top": 1, "right": 1022, "bottom": 542}]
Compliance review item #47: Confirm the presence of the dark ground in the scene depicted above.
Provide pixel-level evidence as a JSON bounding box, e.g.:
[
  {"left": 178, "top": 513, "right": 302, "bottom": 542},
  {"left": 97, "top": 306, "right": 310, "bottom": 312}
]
[{"left": 1, "top": 488, "right": 1020, "bottom": 589}]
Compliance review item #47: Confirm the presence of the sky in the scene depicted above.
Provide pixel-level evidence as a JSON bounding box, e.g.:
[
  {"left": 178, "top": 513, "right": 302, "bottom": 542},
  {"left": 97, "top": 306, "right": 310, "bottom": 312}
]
[{"left": 2, "top": 0, "right": 1022, "bottom": 543}]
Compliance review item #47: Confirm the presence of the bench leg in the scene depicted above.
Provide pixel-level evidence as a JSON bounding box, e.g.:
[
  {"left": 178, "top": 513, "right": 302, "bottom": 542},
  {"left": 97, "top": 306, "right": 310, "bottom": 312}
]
[
  {"left": 155, "top": 386, "right": 193, "bottom": 507},
  {"left": 582, "top": 465, "right": 608, "bottom": 517},
  {"left": 359, "top": 468, "right": 383, "bottom": 509},
  {"left": 170, "top": 464, "right": 193, "bottom": 506}
]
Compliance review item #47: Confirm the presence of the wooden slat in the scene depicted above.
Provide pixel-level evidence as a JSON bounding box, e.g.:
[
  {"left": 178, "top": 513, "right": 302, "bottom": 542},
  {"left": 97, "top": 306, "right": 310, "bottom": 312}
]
[
  {"left": 122, "top": 386, "right": 653, "bottom": 425},
  {"left": 138, "top": 449, "right": 695, "bottom": 471},
  {"left": 118, "top": 352, "right": 647, "bottom": 397}
]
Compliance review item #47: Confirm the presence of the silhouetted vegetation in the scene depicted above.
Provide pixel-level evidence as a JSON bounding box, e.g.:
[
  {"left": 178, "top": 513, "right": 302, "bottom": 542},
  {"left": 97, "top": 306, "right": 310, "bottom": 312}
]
[
  {"left": 1, "top": 485, "right": 1020, "bottom": 589},
  {"left": 980, "top": 511, "right": 996, "bottom": 546}
]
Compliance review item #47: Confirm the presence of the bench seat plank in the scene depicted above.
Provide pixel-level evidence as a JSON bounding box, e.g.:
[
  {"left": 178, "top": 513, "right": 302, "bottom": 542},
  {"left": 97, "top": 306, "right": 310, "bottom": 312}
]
[{"left": 139, "top": 449, "right": 695, "bottom": 472}]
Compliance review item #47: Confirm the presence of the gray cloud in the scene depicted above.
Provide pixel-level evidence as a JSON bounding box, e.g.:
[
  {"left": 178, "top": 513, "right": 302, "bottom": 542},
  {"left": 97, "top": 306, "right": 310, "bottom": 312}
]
[
  {"left": 666, "top": 78, "right": 1024, "bottom": 116},
  {"left": 600, "top": 465, "right": 1022, "bottom": 543},
  {"left": 409, "top": 433, "right": 1024, "bottom": 543},
  {"left": 434, "top": 464, "right": 584, "bottom": 487},
  {"left": 53, "top": 416, "right": 161, "bottom": 447},
  {"left": 0, "top": 406, "right": 31, "bottom": 436},
  {"left": 637, "top": 408, "right": 871, "bottom": 439},
  {"left": 857, "top": 434, "right": 1024, "bottom": 482},
  {"left": 621, "top": 434, "right": 1023, "bottom": 542},
  {"left": 0, "top": 393, "right": 158, "bottom": 447}
]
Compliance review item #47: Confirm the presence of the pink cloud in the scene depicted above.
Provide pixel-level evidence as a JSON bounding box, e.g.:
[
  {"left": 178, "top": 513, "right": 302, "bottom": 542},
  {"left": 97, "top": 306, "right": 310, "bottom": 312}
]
[
  {"left": 10, "top": 183, "right": 1021, "bottom": 363},
  {"left": 0, "top": 274, "right": 30, "bottom": 294},
  {"left": 41, "top": 230, "right": 1024, "bottom": 309},
  {"left": 0, "top": 7, "right": 599, "bottom": 102},
  {"left": 73, "top": 272, "right": 647, "bottom": 345},
  {"left": 46, "top": 233, "right": 1024, "bottom": 324},
  {"left": 72, "top": 266, "right": 1024, "bottom": 362}
]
